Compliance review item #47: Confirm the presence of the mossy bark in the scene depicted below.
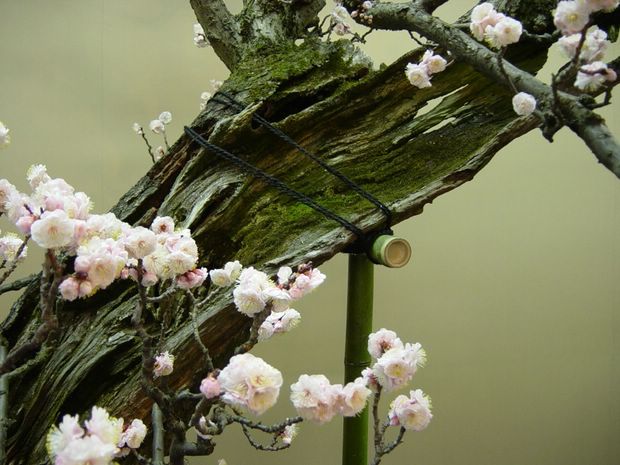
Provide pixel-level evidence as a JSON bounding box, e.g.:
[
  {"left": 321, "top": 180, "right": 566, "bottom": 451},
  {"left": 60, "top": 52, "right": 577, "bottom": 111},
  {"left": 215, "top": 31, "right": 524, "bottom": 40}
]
[{"left": 1, "top": 5, "right": 558, "bottom": 463}]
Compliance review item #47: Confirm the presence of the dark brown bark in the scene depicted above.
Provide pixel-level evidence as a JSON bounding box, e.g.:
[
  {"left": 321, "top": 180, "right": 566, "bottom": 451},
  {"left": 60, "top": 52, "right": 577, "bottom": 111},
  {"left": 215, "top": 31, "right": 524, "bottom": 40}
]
[{"left": 0, "top": 1, "right": 601, "bottom": 462}]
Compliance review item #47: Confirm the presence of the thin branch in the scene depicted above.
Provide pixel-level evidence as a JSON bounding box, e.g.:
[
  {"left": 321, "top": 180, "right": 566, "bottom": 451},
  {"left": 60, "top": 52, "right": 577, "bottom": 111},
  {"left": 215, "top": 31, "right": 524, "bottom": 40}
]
[
  {"left": 0, "top": 345, "right": 8, "bottom": 465},
  {"left": 362, "top": 2, "right": 620, "bottom": 178},
  {"left": 234, "top": 306, "right": 271, "bottom": 355},
  {"left": 151, "top": 403, "right": 165, "bottom": 465},
  {"left": 240, "top": 424, "right": 291, "bottom": 452},
  {"left": 0, "top": 274, "right": 36, "bottom": 296},
  {"left": 184, "top": 290, "right": 214, "bottom": 372},
  {"left": 0, "top": 236, "right": 30, "bottom": 287}
]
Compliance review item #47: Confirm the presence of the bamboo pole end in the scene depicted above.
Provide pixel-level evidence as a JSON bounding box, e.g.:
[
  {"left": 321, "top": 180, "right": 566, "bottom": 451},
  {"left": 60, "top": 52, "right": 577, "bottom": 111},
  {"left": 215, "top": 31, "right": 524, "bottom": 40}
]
[{"left": 368, "top": 235, "right": 411, "bottom": 268}]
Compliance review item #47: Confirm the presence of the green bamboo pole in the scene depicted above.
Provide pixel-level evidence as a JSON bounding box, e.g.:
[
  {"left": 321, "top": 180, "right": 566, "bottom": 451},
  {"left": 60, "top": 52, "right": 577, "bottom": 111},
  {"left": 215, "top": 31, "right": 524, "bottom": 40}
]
[{"left": 343, "top": 253, "right": 374, "bottom": 465}]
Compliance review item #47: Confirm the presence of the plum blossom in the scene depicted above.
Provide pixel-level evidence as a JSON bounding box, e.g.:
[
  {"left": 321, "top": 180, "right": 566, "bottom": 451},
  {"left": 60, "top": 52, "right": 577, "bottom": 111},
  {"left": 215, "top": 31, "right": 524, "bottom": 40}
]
[
  {"left": 0, "top": 121, "right": 10, "bottom": 148},
  {"left": 0, "top": 179, "right": 17, "bottom": 213},
  {"left": 575, "top": 61, "right": 617, "bottom": 90},
  {"left": 290, "top": 374, "right": 341, "bottom": 424},
  {"left": 176, "top": 267, "right": 208, "bottom": 289},
  {"left": 149, "top": 119, "right": 165, "bottom": 134},
  {"left": 484, "top": 16, "right": 523, "bottom": 48},
  {"left": 193, "top": 23, "right": 209, "bottom": 48},
  {"left": 158, "top": 111, "right": 172, "bottom": 125},
  {"left": 123, "top": 226, "right": 157, "bottom": 259},
  {"left": 405, "top": 63, "right": 431, "bottom": 89},
  {"left": 421, "top": 50, "right": 447, "bottom": 74},
  {"left": 554, "top": 1, "right": 591, "bottom": 35},
  {"left": 200, "top": 374, "right": 222, "bottom": 399},
  {"left": 586, "top": 0, "right": 619, "bottom": 12},
  {"left": 558, "top": 26, "right": 609, "bottom": 62},
  {"left": 331, "top": 5, "right": 352, "bottom": 35},
  {"left": 0, "top": 233, "right": 27, "bottom": 262},
  {"left": 338, "top": 378, "right": 372, "bottom": 417},
  {"left": 388, "top": 389, "right": 433, "bottom": 431},
  {"left": 210, "top": 260, "right": 242, "bottom": 286},
  {"left": 59, "top": 276, "right": 94, "bottom": 301},
  {"left": 85, "top": 407, "right": 124, "bottom": 445},
  {"left": 26, "top": 164, "right": 51, "bottom": 189},
  {"left": 151, "top": 215, "right": 175, "bottom": 235},
  {"left": 372, "top": 343, "right": 426, "bottom": 391},
  {"left": 258, "top": 309, "right": 301, "bottom": 341},
  {"left": 75, "top": 238, "right": 128, "bottom": 290},
  {"left": 233, "top": 267, "right": 271, "bottom": 315},
  {"left": 118, "top": 419, "right": 147, "bottom": 450},
  {"left": 281, "top": 424, "right": 298, "bottom": 445},
  {"left": 30, "top": 210, "right": 75, "bottom": 249},
  {"left": 512, "top": 92, "right": 537, "bottom": 116},
  {"left": 368, "top": 328, "right": 403, "bottom": 359},
  {"left": 218, "top": 353, "right": 283, "bottom": 415},
  {"left": 469, "top": 3, "right": 505, "bottom": 40},
  {"left": 154, "top": 351, "right": 175, "bottom": 378},
  {"left": 132, "top": 122, "right": 143, "bottom": 135},
  {"left": 288, "top": 267, "right": 325, "bottom": 300}
]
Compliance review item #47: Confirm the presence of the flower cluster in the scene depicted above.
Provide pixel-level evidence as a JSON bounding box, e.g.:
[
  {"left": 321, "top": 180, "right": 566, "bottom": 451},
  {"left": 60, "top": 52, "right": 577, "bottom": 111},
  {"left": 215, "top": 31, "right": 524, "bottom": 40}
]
[
  {"left": 0, "top": 121, "right": 10, "bottom": 148},
  {"left": 331, "top": 4, "right": 353, "bottom": 36},
  {"left": 405, "top": 50, "right": 448, "bottom": 89},
  {"left": 365, "top": 328, "right": 426, "bottom": 391},
  {"left": 554, "top": 0, "right": 618, "bottom": 91},
  {"left": 210, "top": 261, "right": 325, "bottom": 341},
  {"left": 193, "top": 23, "right": 209, "bottom": 48},
  {"left": 154, "top": 351, "right": 175, "bottom": 378},
  {"left": 470, "top": 3, "right": 523, "bottom": 48},
  {"left": 133, "top": 111, "right": 172, "bottom": 161},
  {"left": 350, "top": 1, "right": 374, "bottom": 26},
  {"left": 290, "top": 374, "right": 371, "bottom": 424},
  {"left": 388, "top": 389, "right": 433, "bottom": 431},
  {"left": 0, "top": 167, "right": 206, "bottom": 301},
  {"left": 46, "top": 407, "right": 146, "bottom": 465}
]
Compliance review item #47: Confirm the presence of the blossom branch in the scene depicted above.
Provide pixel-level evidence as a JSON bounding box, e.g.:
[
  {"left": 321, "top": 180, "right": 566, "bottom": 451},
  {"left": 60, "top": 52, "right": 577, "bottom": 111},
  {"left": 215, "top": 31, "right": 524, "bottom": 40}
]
[
  {"left": 189, "top": 0, "right": 243, "bottom": 69},
  {"left": 184, "top": 289, "right": 214, "bottom": 372},
  {"left": 240, "top": 424, "right": 291, "bottom": 452},
  {"left": 361, "top": 1, "right": 620, "bottom": 178},
  {"left": 233, "top": 305, "right": 271, "bottom": 355}
]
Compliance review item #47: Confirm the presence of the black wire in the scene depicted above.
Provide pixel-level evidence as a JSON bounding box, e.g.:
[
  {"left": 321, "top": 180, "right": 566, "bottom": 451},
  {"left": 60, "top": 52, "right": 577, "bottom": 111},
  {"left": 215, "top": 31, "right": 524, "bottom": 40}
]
[
  {"left": 210, "top": 91, "right": 393, "bottom": 229},
  {"left": 183, "top": 126, "right": 365, "bottom": 239}
]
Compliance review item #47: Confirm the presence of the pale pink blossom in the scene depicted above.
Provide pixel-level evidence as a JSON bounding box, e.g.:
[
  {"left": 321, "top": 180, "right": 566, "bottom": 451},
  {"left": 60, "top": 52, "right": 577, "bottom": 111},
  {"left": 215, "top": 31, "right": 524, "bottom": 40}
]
[
  {"left": 368, "top": 328, "right": 404, "bottom": 359},
  {"left": 209, "top": 260, "right": 242, "bottom": 286},
  {"left": 85, "top": 406, "right": 124, "bottom": 445},
  {"left": 554, "top": 1, "right": 591, "bottom": 35},
  {"left": 281, "top": 424, "right": 298, "bottom": 445},
  {"left": 26, "top": 164, "right": 51, "bottom": 189},
  {"left": 176, "top": 267, "right": 208, "bottom": 289},
  {"left": 361, "top": 367, "right": 380, "bottom": 391},
  {"left": 388, "top": 389, "right": 433, "bottom": 431},
  {"left": 118, "top": 419, "right": 147, "bottom": 449},
  {"left": 59, "top": 277, "right": 80, "bottom": 301},
  {"left": 0, "top": 233, "right": 27, "bottom": 262},
  {"left": 420, "top": 50, "right": 447, "bottom": 74},
  {"left": 200, "top": 374, "right": 222, "bottom": 399},
  {"left": 262, "top": 286, "right": 292, "bottom": 312},
  {"left": 512, "top": 92, "right": 537, "bottom": 116},
  {"left": 154, "top": 351, "right": 175, "bottom": 378},
  {"left": 372, "top": 343, "right": 426, "bottom": 391},
  {"left": 46, "top": 414, "right": 84, "bottom": 459},
  {"left": 277, "top": 266, "right": 293, "bottom": 285},
  {"left": 151, "top": 216, "right": 175, "bottom": 235},
  {"left": 15, "top": 214, "right": 35, "bottom": 235},
  {"left": 123, "top": 226, "right": 157, "bottom": 259},
  {"left": 4, "top": 191, "right": 31, "bottom": 223},
  {"left": 339, "top": 378, "right": 372, "bottom": 417},
  {"left": 558, "top": 27, "right": 609, "bottom": 62},
  {"left": 0, "top": 179, "right": 17, "bottom": 213},
  {"left": 258, "top": 309, "right": 301, "bottom": 341},
  {"left": 233, "top": 267, "right": 273, "bottom": 315},
  {"left": 218, "top": 353, "right": 283, "bottom": 415},
  {"left": 76, "top": 238, "right": 128, "bottom": 289},
  {"left": 405, "top": 63, "right": 432, "bottom": 89},
  {"left": 575, "top": 61, "right": 617, "bottom": 90},
  {"left": 470, "top": 3, "right": 505, "bottom": 40},
  {"left": 290, "top": 374, "right": 341, "bottom": 424},
  {"left": 53, "top": 435, "right": 118, "bottom": 465},
  {"left": 31, "top": 210, "right": 75, "bottom": 249},
  {"left": 484, "top": 16, "right": 523, "bottom": 48},
  {"left": 288, "top": 268, "right": 325, "bottom": 299}
]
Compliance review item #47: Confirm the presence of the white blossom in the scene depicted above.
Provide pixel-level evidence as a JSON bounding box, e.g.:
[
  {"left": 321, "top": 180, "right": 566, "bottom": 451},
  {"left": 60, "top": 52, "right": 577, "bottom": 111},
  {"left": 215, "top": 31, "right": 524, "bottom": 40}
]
[
  {"left": 0, "top": 121, "right": 10, "bottom": 148},
  {"left": 31, "top": 210, "right": 75, "bottom": 249},
  {"left": 557, "top": 27, "right": 610, "bottom": 63},
  {"left": 512, "top": 92, "right": 537, "bottom": 116},
  {"left": 290, "top": 374, "right": 342, "bottom": 424},
  {"left": 484, "top": 16, "right": 523, "bottom": 48},
  {"left": 368, "top": 328, "right": 403, "bottom": 359},
  {"left": 158, "top": 111, "right": 172, "bottom": 124},
  {"left": 258, "top": 309, "right": 301, "bottom": 341},
  {"left": 470, "top": 3, "right": 505, "bottom": 41},
  {"left": 118, "top": 419, "right": 147, "bottom": 450},
  {"left": 575, "top": 61, "right": 617, "bottom": 90},
  {"left": 149, "top": 119, "right": 165, "bottom": 134},
  {"left": 210, "top": 260, "right": 242, "bottom": 286},
  {"left": 153, "top": 351, "right": 175, "bottom": 378},
  {"left": 554, "top": 1, "right": 591, "bottom": 35},
  {"left": 388, "top": 389, "right": 433, "bottom": 431},
  {"left": 132, "top": 122, "right": 143, "bottom": 135},
  {"left": 405, "top": 63, "right": 432, "bottom": 88}
]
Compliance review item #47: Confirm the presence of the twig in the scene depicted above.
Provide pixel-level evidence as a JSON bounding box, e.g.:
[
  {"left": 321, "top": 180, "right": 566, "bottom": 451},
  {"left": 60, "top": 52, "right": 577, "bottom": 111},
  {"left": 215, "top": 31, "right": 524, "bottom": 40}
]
[
  {"left": 233, "top": 306, "right": 271, "bottom": 355},
  {"left": 140, "top": 132, "right": 155, "bottom": 163},
  {"left": 0, "top": 236, "right": 30, "bottom": 287},
  {"left": 0, "top": 274, "right": 36, "bottom": 296},
  {"left": 131, "top": 448, "right": 153, "bottom": 465},
  {"left": 240, "top": 424, "right": 291, "bottom": 452},
  {"left": 151, "top": 403, "right": 165, "bottom": 465},
  {"left": 185, "top": 290, "right": 214, "bottom": 372}
]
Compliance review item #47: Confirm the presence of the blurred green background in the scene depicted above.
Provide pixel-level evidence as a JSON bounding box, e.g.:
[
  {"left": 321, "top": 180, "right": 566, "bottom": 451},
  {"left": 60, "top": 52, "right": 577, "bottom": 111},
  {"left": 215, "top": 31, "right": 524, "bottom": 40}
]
[{"left": 1, "top": 1, "right": 618, "bottom": 464}]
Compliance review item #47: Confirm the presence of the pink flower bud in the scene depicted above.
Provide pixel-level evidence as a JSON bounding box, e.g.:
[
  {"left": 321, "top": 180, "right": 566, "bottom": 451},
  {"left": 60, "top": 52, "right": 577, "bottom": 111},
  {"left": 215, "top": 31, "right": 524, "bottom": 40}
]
[
  {"left": 15, "top": 215, "right": 36, "bottom": 235},
  {"left": 59, "top": 277, "right": 80, "bottom": 301},
  {"left": 200, "top": 375, "right": 221, "bottom": 399}
]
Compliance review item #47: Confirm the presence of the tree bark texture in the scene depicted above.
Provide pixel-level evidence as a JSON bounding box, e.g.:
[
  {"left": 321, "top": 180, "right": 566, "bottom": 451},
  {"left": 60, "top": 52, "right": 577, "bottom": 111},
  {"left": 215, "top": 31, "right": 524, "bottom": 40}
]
[{"left": 0, "top": 1, "right": 593, "bottom": 462}]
